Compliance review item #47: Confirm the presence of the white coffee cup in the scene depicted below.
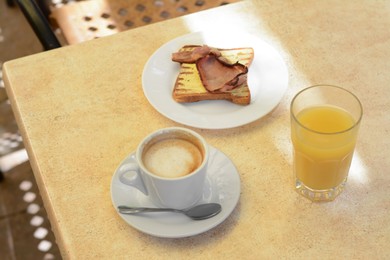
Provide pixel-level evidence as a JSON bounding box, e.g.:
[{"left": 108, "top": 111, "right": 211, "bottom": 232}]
[{"left": 119, "top": 127, "right": 209, "bottom": 209}]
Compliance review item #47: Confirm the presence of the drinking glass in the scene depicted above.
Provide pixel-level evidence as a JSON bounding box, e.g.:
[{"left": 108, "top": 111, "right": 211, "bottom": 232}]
[{"left": 290, "top": 85, "right": 363, "bottom": 201}]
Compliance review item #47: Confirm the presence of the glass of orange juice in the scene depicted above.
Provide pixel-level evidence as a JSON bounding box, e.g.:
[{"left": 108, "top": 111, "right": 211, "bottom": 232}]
[{"left": 290, "top": 85, "right": 362, "bottom": 201}]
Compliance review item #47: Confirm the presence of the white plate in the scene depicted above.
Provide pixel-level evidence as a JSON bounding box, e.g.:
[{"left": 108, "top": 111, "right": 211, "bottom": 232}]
[
  {"left": 142, "top": 31, "right": 288, "bottom": 129},
  {"left": 111, "top": 146, "right": 240, "bottom": 238}
]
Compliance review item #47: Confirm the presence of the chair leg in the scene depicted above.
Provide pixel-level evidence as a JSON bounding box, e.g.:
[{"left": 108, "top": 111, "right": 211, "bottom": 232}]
[
  {"left": 7, "top": 0, "right": 15, "bottom": 7},
  {"left": 0, "top": 169, "right": 4, "bottom": 182},
  {"left": 15, "top": 0, "right": 61, "bottom": 50}
]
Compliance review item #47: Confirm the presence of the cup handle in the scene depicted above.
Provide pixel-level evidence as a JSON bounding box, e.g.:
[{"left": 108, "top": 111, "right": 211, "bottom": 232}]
[{"left": 118, "top": 163, "right": 148, "bottom": 195}]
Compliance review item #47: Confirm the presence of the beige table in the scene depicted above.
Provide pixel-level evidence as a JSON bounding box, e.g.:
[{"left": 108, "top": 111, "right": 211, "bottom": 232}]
[{"left": 4, "top": 0, "right": 390, "bottom": 258}]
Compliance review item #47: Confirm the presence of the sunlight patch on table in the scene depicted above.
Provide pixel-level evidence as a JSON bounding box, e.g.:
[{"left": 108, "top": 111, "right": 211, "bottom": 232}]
[
  {"left": 182, "top": 7, "right": 264, "bottom": 36},
  {"left": 348, "top": 152, "right": 369, "bottom": 184}
]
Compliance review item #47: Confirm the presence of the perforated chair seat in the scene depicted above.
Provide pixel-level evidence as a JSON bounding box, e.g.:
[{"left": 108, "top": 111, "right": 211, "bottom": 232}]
[{"left": 49, "top": 0, "right": 241, "bottom": 45}]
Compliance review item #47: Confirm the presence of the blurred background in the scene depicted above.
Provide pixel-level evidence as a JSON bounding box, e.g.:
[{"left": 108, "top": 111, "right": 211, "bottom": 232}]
[{"left": 0, "top": 0, "right": 61, "bottom": 258}]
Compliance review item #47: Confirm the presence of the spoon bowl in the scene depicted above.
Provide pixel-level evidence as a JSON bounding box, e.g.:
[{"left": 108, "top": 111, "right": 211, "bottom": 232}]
[{"left": 118, "top": 203, "right": 222, "bottom": 220}]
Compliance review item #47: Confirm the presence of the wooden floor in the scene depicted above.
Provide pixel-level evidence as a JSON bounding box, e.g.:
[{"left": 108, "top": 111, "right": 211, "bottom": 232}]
[{"left": 0, "top": 1, "right": 61, "bottom": 259}]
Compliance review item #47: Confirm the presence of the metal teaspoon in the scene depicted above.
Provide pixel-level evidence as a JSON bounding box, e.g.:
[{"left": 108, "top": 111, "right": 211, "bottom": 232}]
[{"left": 117, "top": 203, "right": 222, "bottom": 220}]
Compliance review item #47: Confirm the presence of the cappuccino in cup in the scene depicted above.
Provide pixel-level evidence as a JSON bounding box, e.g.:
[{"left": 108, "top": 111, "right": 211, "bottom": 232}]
[
  {"left": 142, "top": 135, "right": 204, "bottom": 178},
  {"left": 119, "top": 127, "right": 209, "bottom": 209}
]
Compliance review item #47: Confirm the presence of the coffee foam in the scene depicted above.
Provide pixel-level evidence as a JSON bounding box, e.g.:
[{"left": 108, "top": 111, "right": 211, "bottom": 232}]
[{"left": 142, "top": 136, "right": 203, "bottom": 178}]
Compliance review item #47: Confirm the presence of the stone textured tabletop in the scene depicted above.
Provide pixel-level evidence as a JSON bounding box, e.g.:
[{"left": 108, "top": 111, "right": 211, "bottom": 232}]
[{"left": 3, "top": 0, "right": 390, "bottom": 259}]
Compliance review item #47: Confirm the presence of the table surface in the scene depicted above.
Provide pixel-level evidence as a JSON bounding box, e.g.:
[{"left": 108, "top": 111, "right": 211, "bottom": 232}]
[{"left": 4, "top": 0, "right": 390, "bottom": 259}]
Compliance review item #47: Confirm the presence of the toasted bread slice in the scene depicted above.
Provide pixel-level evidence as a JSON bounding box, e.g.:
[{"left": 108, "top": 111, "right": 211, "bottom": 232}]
[{"left": 172, "top": 45, "right": 254, "bottom": 105}]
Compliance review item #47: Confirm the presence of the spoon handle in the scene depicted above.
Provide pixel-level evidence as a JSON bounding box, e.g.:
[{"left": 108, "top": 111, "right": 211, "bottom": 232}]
[{"left": 118, "top": 206, "right": 180, "bottom": 214}]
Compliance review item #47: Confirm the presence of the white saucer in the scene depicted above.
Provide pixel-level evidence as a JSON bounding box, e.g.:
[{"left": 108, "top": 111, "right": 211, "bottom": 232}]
[
  {"left": 142, "top": 31, "right": 288, "bottom": 129},
  {"left": 110, "top": 146, "right": 240, "bottom": 238}
]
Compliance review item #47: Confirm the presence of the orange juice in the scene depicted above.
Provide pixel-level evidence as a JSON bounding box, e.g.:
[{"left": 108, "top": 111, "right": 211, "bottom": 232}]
[{"left": 291, "top": 105, "right": 358, "bottom": 190}]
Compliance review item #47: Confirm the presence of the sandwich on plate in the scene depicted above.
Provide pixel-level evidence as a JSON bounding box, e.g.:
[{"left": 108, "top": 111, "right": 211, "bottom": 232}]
[{"left": 171, "top": 45, "right": 254, "bottom": 105}]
